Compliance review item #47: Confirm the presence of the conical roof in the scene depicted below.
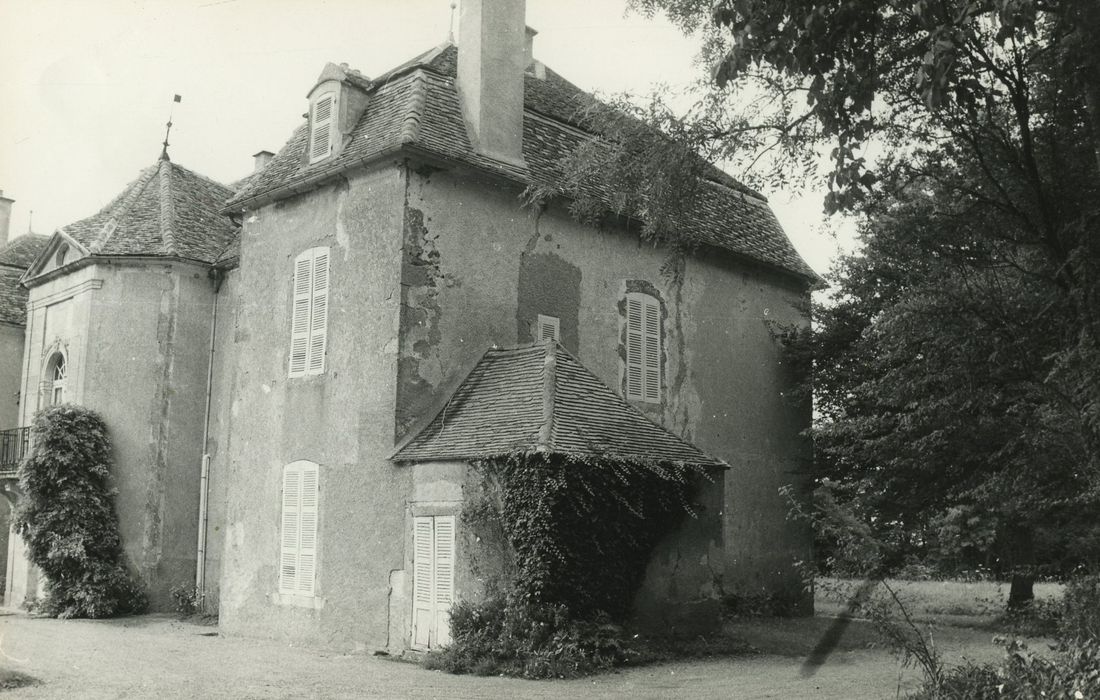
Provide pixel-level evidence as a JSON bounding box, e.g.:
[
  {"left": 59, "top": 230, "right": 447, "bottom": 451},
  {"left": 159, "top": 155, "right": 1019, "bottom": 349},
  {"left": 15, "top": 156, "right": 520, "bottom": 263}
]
[{"left": 58, "top": 156, "right": 237, "bottom": 263}]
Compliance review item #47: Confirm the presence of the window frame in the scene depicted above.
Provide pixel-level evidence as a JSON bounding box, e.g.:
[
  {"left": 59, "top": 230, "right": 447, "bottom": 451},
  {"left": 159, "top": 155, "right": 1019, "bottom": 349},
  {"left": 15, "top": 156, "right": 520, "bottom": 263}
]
[
  {"left": 41, "top": 351, "right": 67, "bottom": 407},
  {"left": 308, "top": 92, "right": 336, "bottom": 164},
  {"left": 624, "top": 291, "right": 662, "bottom": 403},
  {"left": 288, "top": 246, "right": 330, "bottom": 378},
  {"left": 279, "top": 460, "right": 320, "bottom": 596},
  {"left": 536, "top": 314, "right": 560, "bottom": 343}
]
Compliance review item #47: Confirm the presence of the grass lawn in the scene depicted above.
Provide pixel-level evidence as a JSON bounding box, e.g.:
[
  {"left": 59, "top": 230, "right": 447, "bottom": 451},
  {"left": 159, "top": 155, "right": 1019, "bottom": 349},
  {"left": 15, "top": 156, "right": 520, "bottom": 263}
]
[{"left": 814, "top": 577, "right": 1064, "bottom": 628}]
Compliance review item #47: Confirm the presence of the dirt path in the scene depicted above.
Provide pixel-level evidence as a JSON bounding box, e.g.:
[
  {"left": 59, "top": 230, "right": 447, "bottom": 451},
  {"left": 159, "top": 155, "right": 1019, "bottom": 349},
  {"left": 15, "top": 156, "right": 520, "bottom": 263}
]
[{"left": 0, "top": 611, "right": 1011, "bottom": 699}]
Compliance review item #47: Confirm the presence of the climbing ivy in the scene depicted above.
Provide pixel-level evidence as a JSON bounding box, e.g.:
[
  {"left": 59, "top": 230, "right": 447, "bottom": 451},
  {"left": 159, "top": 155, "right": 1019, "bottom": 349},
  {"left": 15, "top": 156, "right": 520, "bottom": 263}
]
[
  {"left": 14, "top": 405, "right": 146, "bottom": 618},
  {"left": 466, "top": 452, "right": 707, "bottom": 620}
]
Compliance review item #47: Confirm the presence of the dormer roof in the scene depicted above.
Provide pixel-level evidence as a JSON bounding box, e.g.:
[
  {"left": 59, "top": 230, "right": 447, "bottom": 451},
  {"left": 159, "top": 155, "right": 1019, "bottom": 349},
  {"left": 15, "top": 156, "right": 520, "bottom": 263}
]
[{"left": 225, "top": 44, "right": 819, "bottom": 284}]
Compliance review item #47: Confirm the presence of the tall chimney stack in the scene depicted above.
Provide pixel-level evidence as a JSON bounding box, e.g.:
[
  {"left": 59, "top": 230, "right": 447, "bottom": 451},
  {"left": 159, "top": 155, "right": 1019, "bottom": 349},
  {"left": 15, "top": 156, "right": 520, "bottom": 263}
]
[
  {"left": 253, "top": 150, "right": 275, "bottom": 172},
  {"left": 0, "top": 190, "right": 13, "bottom": 248},
  {"left": 457, "top": 0, "right": 527, "bottom": 167}
]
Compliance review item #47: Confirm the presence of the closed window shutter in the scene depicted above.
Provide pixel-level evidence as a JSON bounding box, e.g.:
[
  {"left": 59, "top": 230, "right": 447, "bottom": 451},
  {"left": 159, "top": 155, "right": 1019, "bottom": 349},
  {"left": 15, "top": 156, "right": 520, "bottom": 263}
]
[
  {"left": 279, "top": 466, "right": 302, "bottom": 593},
  {"left": 434, "top": 515, "right": 456, "bottom": 647},
  {"left": 309, "top": 93, "right": 334, "bottom": 163},
  {"left": 626, "top": 297, "right": 644, "bottom": 400},
  {"left": 289, "top": 253, "right": 312, "bottom": 377},
  {"left": 297, "top": 464, "right": 318, "bottom": 595},
  {"left": 307, "top": 250, "right": 329, "bottom": 375},
  {"left": 412, "top": 517, "right": 434, "bottom": 648},
  {"left": 643, "top": 300, "right": 661, "bottom": 402},
  {"left": 537, "top": 314, "right": 560, "bottom": 342}
]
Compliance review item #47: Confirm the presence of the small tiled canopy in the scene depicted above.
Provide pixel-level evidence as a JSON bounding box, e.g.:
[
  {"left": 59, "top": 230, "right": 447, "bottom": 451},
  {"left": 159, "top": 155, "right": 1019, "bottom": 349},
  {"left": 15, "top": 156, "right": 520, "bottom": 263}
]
[{"left": 391, "top": 341, "right": 726, "bottom": 468}]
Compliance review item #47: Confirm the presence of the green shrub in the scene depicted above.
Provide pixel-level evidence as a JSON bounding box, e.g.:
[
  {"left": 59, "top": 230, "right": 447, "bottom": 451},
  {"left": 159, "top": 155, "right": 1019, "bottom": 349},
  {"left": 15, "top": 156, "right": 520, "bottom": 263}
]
[
  {"left": 422, "top": 590, "right": 634, "bottom": 679},
  {"left": 1060, "top": 572, "right": 1100, "bottom": 642},
  {"left": 170, "top": 584, "right": 200, "bottom": 616},
  {"left": 13, "top": 405, "right": 146, "bottom": 618},
  {"left": 911, "top": 640, "right": 1100, "bottom": 699}
]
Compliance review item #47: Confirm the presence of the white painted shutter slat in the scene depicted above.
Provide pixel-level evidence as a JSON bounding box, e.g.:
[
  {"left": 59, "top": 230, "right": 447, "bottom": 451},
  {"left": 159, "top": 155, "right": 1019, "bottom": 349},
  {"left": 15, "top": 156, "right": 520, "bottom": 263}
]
[
  {"left": 643, "top": 300, "right": 661, "bottom": 402},
  {"left": 297, "top": 466, "right": 318, "bottom": 594},
  {"left": 289, "top": 254, "right": 313, "bottom": 377},
  {"left": 412, "top": 517, "right": 434, "bottom": 648},
  {"left": 626, "top": 298, "right": 644, "bottom": 400},
  {"left": 279, "top": 468, "right": 302, "bottom": 592},
  {"left": 434, "top": 516, "right": 456, "bottom": 647},
  {"left": 307, "top": 250, "right": 329, "bottom": 375},
  {"left": 310, "top": 94, "right": 334, "bottom": 162}
]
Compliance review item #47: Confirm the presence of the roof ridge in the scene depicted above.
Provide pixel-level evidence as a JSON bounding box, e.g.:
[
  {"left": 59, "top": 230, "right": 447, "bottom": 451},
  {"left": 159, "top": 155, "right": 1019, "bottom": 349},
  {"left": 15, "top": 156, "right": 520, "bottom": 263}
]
[
  {"left": 158, "top": 159, "right": 176, "bottom": 255},
  {"left": 399, "top": 70, "right": 428, "bottom": 144},
  {"left": 92, "top": 164, "right": 159, "bottom": 253}
]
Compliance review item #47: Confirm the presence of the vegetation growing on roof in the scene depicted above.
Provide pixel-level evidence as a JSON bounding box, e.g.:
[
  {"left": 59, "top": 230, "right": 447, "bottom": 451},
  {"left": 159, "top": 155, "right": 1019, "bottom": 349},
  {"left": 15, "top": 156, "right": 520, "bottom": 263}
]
[
  {"left": 422, "top": 451, "right": 712, "bottom": 678},
  {"left": 14, "top": 405, "right": 146, "bottom": 618}
]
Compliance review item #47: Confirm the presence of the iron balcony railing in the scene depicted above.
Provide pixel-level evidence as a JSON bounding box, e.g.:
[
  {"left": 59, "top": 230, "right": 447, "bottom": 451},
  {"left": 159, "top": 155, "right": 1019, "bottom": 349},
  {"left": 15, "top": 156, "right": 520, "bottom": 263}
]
[{"left": 0, "top": 426, "right": 30, "bottom": 477}]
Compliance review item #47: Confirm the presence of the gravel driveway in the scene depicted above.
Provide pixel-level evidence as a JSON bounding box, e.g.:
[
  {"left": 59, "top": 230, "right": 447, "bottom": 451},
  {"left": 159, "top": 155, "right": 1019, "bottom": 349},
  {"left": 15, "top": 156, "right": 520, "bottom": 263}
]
[{"left": 0, "top": 610, "right": 997, "bottom": 699}]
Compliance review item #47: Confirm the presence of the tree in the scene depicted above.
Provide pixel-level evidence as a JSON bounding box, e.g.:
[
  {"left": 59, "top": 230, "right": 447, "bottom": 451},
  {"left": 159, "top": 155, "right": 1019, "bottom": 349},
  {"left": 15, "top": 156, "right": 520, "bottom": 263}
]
[
  {"left": 14, "top": 405, "right": 145, "bottom": 618},
  {"left": 533, "top": 0, "right": 1100, "bottom": 602}
]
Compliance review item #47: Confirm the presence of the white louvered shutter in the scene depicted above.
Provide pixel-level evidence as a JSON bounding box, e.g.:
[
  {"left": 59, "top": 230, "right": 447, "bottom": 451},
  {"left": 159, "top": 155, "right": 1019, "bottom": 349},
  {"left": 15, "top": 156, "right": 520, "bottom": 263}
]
[
  {"left": 625, "top": 297, "right": 645, "bottom": 400},
  {"left": 307, "top": 250, "right": 329, "bottom": 375},
  {"left": 297, "top": 464, "right": 319, "bottom": 595},
  {"left": 309, "top": 93, "right": 335, "bottom": 163},
  {"left": 537, "top": 314, "right": 560, "bottom": 342},
  {"left": 433, "top": 516, "right": 456, "bottom": 647},
  {"left": 413, "top": 517, "right": 434, "bottom": 648},
  {"left": 280, "top": 466, "right": 302, "bottom": 593},
  {"left": 289, "top": 252, "right": 312, "bottom": 377},
  {"left": 643, "top": 299, "right": 661, "bottom": 402}
]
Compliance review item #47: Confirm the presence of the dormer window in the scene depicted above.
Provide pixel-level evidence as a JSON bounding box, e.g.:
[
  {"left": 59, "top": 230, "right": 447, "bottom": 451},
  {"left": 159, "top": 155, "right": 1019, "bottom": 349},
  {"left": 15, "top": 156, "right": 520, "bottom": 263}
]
[
  {"left": 309, "top": 92, "right": 336, "bottom": 163},
  {"left": 55, "top": 244, "right": 68, "bottom": 268}
]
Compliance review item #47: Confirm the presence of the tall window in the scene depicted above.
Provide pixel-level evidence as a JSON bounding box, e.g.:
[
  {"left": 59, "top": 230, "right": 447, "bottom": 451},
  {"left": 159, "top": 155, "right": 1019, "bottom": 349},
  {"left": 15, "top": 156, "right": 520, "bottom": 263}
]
[
  {"left": 625, "top": 292, "right": 661, "bottom": 403},
  {"left": 309, "top": 92, "right": 335, "bottom": 163},
  {"left": 280, "top": 460, "right": 319, "bottom": 596},
  {"left": 412, "top": 514, "right": 455, "bottom": 649},
  {"left": 43, "top": 352, "right": 67, "bottom": 406},
  {"left": 289, "top": 247, "right": 329, "bottom": 377}
]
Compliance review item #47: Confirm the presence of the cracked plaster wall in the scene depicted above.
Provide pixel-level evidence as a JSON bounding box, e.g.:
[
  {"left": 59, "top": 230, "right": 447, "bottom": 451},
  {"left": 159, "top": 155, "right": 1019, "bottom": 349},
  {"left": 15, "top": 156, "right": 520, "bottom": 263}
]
[{"left": 398, "top": 165, "right": 812, "bottom": 617}]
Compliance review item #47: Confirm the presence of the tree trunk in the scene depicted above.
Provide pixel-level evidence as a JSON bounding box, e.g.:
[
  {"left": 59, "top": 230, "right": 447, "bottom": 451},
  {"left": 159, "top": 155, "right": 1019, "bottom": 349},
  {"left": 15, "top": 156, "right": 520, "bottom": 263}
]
[{"left": 1007, "top": 574, "right": 1035, "bottom": 611}]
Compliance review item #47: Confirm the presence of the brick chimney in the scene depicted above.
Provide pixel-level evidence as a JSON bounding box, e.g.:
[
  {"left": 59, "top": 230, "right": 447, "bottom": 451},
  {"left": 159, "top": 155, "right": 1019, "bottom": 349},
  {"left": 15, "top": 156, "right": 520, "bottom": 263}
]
[
  {"left": 0, "top": 190, "right": 12, "bottom": 248},
  {"left": 457, "top": 0, "right": 527, "bottom": 167}
]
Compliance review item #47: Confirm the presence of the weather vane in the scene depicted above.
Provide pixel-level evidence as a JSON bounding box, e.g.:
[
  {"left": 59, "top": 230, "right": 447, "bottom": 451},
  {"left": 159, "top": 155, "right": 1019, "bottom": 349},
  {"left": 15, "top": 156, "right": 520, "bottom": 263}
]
[{"left": 160, "top": 94, "right": 182, "bottom": 160}]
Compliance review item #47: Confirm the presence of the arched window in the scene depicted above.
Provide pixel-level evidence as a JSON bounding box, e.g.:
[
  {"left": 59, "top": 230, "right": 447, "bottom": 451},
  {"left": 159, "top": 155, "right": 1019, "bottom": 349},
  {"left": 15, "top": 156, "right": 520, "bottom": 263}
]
[
  {"left": 55, "top": 244, "right": 68, "bottom": 268},
  {"left": 43, "top": 352, "right": 67, "bottom": 406},
  {"left": 624, "top": 291, "right": 661, "bottom": 403}
]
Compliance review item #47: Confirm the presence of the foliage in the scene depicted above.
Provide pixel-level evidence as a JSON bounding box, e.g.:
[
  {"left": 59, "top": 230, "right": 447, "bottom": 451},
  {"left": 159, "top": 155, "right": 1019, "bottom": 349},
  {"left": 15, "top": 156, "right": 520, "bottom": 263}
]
[
  {"left": 1060, "top": 572, "right": 1100, "bottom": 642},
  {"left": 466, "top": 452, "right": 706, "bottom": 620},
  {"left": 424, "top": 452, "right": 712, "bottom": 677},
  {"left": 912, "top": 639, "right": 1100, "bottom": 700},
  {"left": 170, "top": 584, "right": 200, "bottom": 616},
  {"left": 422, "top": 590, "right": 634, "bottom": 679},
  {"left": 13, "top": 405, "right": 146, "bottom": 618}
]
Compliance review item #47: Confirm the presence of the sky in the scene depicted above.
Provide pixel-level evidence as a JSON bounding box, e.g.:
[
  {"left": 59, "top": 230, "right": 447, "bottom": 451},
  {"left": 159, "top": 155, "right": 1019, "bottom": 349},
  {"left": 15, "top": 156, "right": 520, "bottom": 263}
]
[{"left": 0, "top": 0, "right": 853, "bottom": 276}]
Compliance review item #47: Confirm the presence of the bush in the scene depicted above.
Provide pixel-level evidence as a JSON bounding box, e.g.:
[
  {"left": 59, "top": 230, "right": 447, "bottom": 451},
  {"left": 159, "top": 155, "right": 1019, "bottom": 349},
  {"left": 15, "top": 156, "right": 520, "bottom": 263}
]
[
  {"left": 13, "top": 405, "right": 146, "bottom": 618},
  {"left": 422, "top": 590, "right": 634, "bottom": 679},
  {"left": 170, "top": 585, "right": 200, "bottom": 616},
  {"left": 912, "top": 640, "right": 1100, "bottom": 699},
  {"left": 1060, "top": 572, "right": 1100, "bottom": 642}
]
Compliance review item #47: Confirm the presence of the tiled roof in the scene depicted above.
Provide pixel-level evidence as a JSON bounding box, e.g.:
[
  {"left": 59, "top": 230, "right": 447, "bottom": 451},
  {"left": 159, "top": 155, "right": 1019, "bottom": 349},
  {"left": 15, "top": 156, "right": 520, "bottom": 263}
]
[
  {"left": 0, "top": 235, "right": 48, "bottom": 326},
  {"left": 0, "top": 266, "right": 27, "bottom": 325},
  {"left": 226, "top": 44, "right": 818, "bottom": 283},
  {"left": 391, "top": 341, "right": 725, "bottom": 467},
  {"left": 56, "top": 156, "right": 237, "bottom": 265},
  {"left": 0, "top": 234, "right": 49, "bottom": 270}
]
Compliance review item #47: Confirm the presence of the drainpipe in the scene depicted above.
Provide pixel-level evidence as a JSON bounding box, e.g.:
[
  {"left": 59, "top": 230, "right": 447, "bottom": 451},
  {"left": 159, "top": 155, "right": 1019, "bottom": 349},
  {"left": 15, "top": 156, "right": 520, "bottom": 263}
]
[{"left": 195, "top": 268, "right": 222, "bottom": 608}]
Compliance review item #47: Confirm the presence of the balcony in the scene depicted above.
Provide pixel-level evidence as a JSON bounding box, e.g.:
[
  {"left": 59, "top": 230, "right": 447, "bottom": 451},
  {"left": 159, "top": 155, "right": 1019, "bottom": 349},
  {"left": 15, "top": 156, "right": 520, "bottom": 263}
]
[{"left": 0, "top": 427, "right": 29, "bottom": 479}]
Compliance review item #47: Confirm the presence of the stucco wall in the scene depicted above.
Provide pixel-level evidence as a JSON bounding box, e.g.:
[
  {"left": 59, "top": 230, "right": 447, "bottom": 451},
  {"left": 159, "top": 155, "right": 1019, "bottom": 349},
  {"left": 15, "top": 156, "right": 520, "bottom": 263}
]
[
  {"left": 0, "top": 324, "right": 24, "bottom": 429},
  {"left": 398, "top": 164, "right": 812, "bottom": 610},
  {"left": 217, "top": 164, "right": 407, "bottom": 650},
  {"left": 18, "top": 260, "right": 217, "bottom": 610}
]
